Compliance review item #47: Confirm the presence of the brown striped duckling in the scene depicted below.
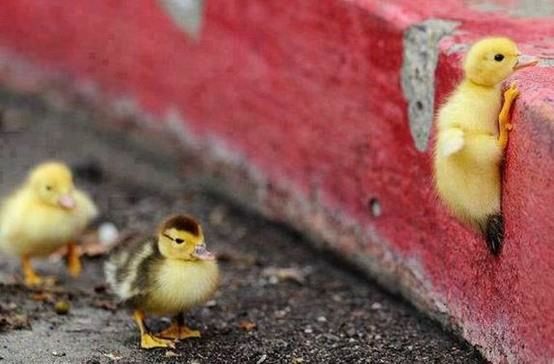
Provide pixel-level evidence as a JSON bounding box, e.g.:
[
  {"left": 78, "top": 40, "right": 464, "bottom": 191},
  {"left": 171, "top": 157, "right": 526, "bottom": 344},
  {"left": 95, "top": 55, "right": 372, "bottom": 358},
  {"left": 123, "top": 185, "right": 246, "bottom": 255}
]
[
  {"left": 105, "top": 214, "right": 219, "bottom": 349},
  {"left": 0, "top": 161, "right": 98, "bottom": 286}
]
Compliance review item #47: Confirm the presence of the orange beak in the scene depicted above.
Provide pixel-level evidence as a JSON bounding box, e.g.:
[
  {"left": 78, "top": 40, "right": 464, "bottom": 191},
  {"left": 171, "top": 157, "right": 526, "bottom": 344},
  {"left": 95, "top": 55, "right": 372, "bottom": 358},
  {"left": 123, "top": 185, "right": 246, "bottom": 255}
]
[{"left": 514, "top": 54, "right": 539, "bottom": 71}]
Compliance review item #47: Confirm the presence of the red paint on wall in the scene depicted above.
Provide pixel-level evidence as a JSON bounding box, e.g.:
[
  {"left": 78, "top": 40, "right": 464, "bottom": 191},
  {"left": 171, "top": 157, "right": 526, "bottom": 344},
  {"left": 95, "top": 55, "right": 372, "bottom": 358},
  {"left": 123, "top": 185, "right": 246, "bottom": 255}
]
[{"left": 0, "top": 0, "right": 552, "bottom": 361}]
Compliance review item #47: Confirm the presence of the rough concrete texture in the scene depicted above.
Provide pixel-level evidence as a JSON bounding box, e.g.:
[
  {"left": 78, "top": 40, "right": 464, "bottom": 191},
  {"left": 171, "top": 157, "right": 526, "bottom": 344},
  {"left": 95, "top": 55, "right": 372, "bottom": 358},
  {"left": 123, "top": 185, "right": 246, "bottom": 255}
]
[
  {"left": 466, "top": 0, "right": 554, "bottom": 18},
  {"left": 0, "top": 1, "right": 552, "bottom": 363},
  {"left": 0, "top": 90, "right": 484, "bottom": 363},
  {"left": 401, "top": 19, "right": 459, "bottom": 151}
]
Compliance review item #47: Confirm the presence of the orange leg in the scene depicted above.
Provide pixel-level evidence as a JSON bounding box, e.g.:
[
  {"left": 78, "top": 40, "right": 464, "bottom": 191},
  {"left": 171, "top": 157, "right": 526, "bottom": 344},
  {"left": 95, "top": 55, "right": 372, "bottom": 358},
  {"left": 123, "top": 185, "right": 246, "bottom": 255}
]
[
  {"left": 66, "top": 242, "right": 82, "bottom": 277},
  {"left": 133, "top": 310, "right": 175, "bottom": 349},
  {"left": 498, "top": 83, "right": 520, "bottom": 149}
]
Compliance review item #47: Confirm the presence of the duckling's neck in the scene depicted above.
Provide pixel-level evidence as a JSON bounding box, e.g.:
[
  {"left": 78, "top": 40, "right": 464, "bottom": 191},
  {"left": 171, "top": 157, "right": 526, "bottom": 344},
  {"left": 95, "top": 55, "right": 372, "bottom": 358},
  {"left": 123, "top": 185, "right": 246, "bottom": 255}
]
[
  {"left": 461, "top": 78, "right": 501, "bottom": 92},
  {"left": 162, "top": 255, "right": 200, "bottom": 264}
]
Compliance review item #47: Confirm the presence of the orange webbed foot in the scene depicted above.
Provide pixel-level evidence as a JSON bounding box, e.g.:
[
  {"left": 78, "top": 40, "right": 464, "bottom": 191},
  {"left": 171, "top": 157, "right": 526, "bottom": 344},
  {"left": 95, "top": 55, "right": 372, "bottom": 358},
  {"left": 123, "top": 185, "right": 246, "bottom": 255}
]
[{"left": 158, "top": 323, "right": 201, "bottom": 340}]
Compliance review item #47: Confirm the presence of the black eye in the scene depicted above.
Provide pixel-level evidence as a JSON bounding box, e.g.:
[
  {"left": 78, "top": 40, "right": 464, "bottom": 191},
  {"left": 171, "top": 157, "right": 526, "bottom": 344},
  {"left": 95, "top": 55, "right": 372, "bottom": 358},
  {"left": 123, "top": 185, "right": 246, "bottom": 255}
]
[
  {"left": 174, "top": 238, "right": 184, "bottom": 244},
  {"left": 494, "top": 54, "right": 505, "bottom": 62}
]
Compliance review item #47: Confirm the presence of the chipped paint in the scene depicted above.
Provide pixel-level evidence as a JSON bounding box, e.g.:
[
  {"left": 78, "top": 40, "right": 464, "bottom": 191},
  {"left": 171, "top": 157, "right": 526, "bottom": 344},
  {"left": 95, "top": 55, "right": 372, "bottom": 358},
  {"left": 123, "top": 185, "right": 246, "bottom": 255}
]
[
  {"left": 158, "top": 0, "right": 204, "bottom": 38},
  {"left": 401, "top": 19, "right": 459, "bottom": 151}
]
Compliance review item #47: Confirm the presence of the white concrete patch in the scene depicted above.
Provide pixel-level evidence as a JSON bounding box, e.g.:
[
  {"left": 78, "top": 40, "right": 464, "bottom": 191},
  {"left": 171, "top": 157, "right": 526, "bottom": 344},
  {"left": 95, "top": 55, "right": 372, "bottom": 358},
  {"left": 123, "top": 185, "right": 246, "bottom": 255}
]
[
  {"left": 401, "top": 19, "right": 459, "bottom": 152},
  {"left": 159, "top": 0, "right": 205, "bottom": 39}
]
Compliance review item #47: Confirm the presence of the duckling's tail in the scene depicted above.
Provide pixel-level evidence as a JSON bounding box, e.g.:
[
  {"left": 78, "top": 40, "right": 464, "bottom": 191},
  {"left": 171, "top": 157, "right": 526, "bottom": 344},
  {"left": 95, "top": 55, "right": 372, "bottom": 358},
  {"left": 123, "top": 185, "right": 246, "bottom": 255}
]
[{"left": 479, "top": 214, "right": 504, "bottom": 256}]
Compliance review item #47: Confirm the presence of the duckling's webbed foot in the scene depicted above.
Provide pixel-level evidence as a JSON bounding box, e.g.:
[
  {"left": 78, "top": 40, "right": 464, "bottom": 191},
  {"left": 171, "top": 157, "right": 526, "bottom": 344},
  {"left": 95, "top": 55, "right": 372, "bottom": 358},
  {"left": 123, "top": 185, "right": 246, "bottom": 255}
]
[
  {"left": 140, "top": 333, "right": 176, "bottom": 349},
  {"left": 158, "top": 313, "right": 201, "bottom": 340},
  {"left": 158, "top": 324, "right": 201, "bottom": 340},
  {"left": 66, "top": 242, "right": 82, "bottom": 277},
  {"left": 21, "top": 255, "right": 57, "bottom": 287},
  {"left": 498, "top": 83, "right": 520, "bottom": 149},
  {"left": 23, "top": 272, "right": 53, "bottom": 288},
  {"left": 133, "top": 310, "right": 176, "bottom": 349}
]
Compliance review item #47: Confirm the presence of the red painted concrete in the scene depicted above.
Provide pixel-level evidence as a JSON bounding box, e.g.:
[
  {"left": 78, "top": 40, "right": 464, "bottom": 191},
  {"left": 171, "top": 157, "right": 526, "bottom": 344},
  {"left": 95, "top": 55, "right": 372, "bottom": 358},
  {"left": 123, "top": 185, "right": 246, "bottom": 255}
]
[{"left": 0, "top": 1, "right": 552, "bottom": 362}]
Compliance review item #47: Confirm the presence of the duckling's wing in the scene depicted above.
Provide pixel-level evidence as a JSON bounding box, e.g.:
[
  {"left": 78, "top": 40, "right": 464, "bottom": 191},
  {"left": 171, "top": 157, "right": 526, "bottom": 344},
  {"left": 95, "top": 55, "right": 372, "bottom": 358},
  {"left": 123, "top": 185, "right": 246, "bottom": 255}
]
[
  {"left": 437, "top": 127, "right": 465, "bottom": 157},
  {"left": 104, "top": 237, "right": 162, "bottom": 302}
]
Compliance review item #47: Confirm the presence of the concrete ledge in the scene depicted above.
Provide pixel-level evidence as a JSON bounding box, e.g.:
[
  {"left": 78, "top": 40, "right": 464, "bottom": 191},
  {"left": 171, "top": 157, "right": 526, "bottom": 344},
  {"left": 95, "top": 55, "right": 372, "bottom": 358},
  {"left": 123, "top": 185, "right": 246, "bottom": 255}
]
[{"left": 0, "top": 1, "right": 553, "bottom": 362}]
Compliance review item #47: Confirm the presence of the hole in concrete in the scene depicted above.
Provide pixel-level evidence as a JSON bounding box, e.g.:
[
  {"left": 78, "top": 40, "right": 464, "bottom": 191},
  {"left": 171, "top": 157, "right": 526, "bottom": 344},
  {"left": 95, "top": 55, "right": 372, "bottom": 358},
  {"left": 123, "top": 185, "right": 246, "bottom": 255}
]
[
  {"left": 368, "top": 198, "right": 382, "bottom": 217},
  {"left": 416, "top": 101, "right": 424, "bottom": 110}
]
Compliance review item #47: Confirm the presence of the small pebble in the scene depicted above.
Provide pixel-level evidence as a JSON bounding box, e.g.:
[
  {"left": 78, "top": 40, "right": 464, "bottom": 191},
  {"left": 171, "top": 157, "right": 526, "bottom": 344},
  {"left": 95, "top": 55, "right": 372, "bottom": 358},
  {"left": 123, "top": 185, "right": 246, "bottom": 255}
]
[
  {"left": 256, "top": 354, "right": 267, "bottom": 364},
  {"left": 371, "top": 302, "right": 382, "bottom": 310},
  {"left": 102, "top": 353, "right": 123, "bottom": 360},
  {"left": 317, "top": 316, "right": 327, "bottom": 322},
  {"left": 54, "top": 300, "right": 70, "bottom": 315},
  {"left": 304, "top": 326, "right": 313, "bottom": 334},
  {"left": 165, "top": 351, "right": 180, "bottom": 358},
  {"left": 98, "top": 223, "right": 119, "bottom": 245},
  {"left": 323, "top": 333, "right": 340, "bottom": 341},
  {"left": 205, "top": 300, "right": 217, "bottom": 307}
]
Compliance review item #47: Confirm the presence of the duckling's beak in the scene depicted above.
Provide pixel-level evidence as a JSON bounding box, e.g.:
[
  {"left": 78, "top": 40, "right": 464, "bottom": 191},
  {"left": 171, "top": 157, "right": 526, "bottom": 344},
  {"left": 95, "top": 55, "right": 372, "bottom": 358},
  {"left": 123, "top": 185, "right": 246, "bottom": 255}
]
[
  {"left": 514, "top": 55, "right": 538, "bottom": 71},
  {"left": 58, "top": 194, "right": 76, "bottom": 209},
  {"left": 193, "top": 244, "right": 215, "bottom": 261}
]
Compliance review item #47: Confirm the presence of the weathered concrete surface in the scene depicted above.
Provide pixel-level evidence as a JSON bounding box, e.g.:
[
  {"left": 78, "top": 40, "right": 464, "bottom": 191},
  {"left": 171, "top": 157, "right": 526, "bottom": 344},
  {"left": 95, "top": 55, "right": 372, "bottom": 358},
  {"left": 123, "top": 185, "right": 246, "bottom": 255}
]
[
  {"left": 0, "top": 92, "right": 483, "bottom": 363},
  {"left": 401, "top": 19, "right": 459, "bottom": 151},
  {"left": 0, "top": 1, "right": 552, "bottom": 363}
]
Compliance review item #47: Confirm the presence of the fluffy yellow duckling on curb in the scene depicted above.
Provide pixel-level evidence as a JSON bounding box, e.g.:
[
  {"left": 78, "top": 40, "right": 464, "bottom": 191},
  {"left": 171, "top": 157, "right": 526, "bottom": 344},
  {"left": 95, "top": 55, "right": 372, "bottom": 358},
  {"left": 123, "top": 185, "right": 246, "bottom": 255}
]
[
  {"left": 0, "top": 161, "right": 98, "bottom": 286},
  {"left": 433, "top": 37, "right": 537, "bottom": 255},
  {"left": 105, "top": 214, "right": 219, "bottom": 349}
]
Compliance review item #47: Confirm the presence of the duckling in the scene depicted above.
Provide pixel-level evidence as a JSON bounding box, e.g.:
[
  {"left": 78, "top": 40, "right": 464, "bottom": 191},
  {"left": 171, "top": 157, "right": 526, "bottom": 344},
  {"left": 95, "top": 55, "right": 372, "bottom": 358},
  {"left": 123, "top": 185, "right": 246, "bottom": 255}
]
[
  {"left": 0, "top": 161, "right": 98, "bottom": 286},
  {"left": 433, "top": 37, "right": 537, "bottom": 255},
  {"left": 104, "top": 214, "right": 219, "bottom": 349}
]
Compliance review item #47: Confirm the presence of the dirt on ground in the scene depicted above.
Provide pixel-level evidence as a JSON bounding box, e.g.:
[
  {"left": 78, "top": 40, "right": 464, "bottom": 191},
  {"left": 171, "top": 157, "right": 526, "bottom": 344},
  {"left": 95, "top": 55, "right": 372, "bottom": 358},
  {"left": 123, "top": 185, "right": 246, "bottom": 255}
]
[{"left": 0, "top": 90, "right": 484, "bottom": 363}]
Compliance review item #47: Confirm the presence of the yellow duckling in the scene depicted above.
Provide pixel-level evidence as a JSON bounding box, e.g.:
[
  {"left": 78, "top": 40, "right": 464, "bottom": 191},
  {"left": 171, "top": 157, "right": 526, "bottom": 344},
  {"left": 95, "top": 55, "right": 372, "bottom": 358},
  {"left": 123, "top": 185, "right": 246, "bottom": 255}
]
[
  {"left": 433, "top": 37, "right": 537, "bottom": 255},
  {"left": 105, "top": 214, "right": 219, "bottom": 349},
  {"left": 0, "top": 161, "right": 98, "bottom": 285}
]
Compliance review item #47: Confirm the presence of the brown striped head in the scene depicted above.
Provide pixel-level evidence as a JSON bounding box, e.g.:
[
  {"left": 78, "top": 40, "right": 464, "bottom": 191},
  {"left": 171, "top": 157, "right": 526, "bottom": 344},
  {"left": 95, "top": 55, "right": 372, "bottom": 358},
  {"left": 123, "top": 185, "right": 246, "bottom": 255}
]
[{"left": 157, "top": 214, "right": 215, "bottom": 261}]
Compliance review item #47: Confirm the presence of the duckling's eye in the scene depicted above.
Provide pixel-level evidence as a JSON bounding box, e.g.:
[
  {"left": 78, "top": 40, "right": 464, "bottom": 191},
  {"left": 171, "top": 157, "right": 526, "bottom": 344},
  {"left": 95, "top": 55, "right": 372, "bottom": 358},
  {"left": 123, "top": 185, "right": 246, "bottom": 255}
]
[
  {"left": 45, "top": 185, "right": 53, "bottom": 191},
  {"left": 494, "top": 54, "right": 505, "bottom": 62},
  {"left": 162, "top": 233, "right": 185, "bottom": 244}
]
